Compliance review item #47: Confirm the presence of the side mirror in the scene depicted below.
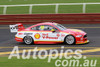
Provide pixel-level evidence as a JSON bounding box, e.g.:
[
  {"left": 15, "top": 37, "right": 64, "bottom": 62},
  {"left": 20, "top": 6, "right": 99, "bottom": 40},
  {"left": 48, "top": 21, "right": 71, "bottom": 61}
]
[{"left": 51, "top": 29, "right": 56, "bottom": 33}]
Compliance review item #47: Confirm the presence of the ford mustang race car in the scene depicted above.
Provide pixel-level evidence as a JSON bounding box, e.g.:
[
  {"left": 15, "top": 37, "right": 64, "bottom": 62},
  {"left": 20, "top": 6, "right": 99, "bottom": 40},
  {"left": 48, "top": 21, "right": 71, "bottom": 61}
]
[{"left": 9, "top": 22, "right": 89, "bottom": 45}]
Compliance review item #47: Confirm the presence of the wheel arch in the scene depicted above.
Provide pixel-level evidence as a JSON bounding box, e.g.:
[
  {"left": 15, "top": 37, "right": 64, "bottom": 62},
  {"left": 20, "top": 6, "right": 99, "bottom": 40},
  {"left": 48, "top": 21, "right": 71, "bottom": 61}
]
[
  {"left": 23, "top": 36, "right": 34, "bottom": 44},
  {"left": 23, "top": 35, "right": 34, "bottom": 40},
  {"left": 64, "top": 34, "right": 76, "bottom": 44}
]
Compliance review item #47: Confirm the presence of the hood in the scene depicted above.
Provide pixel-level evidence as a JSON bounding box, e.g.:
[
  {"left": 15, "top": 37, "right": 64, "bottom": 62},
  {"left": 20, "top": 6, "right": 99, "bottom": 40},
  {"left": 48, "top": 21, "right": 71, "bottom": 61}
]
[{"left": 63, "top": 29, "right": 86, "bottom": 35}]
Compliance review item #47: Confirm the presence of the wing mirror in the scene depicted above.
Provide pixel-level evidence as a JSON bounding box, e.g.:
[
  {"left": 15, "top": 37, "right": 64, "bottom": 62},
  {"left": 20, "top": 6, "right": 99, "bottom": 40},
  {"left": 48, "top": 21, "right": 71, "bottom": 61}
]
[
  {"left": 51, "top": 29, "right": 60, "bottom": 33},
  {"left": 51, "top": 29, "right": 56, "bottom": 33}
]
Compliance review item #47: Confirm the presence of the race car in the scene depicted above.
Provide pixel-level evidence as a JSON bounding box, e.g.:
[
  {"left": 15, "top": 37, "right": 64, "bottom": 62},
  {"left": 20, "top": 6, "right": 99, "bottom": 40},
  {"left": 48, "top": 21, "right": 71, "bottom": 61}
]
[{"left": 9, "top": 22, "right": 89, "bottom": 45}]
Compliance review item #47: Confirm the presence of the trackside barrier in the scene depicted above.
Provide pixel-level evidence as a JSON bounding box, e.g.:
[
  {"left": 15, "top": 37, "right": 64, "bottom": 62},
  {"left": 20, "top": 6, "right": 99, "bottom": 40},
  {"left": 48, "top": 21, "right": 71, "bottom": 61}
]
[{"left": 0, "top": 14, "right": 100, "bottom": 24}]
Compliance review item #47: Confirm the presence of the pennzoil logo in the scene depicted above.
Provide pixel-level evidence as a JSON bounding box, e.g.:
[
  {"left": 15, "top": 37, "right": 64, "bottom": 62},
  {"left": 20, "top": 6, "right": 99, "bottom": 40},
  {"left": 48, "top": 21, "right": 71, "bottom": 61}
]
[{"left": 34, "top": 33, "right": 40, "bottom": 39}]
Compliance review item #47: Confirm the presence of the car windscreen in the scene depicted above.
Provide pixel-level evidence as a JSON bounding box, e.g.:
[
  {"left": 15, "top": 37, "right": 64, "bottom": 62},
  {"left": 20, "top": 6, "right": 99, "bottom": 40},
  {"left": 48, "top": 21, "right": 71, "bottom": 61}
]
[{"left": 53, "top": 24, "right": 67, "bottom": 31}]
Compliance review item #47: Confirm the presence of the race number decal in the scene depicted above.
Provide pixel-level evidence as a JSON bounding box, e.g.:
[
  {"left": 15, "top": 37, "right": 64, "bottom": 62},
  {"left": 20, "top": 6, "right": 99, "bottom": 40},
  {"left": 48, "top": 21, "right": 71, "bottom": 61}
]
[{"left": 34, "top": 33, "right": 40, "bottom": 39}]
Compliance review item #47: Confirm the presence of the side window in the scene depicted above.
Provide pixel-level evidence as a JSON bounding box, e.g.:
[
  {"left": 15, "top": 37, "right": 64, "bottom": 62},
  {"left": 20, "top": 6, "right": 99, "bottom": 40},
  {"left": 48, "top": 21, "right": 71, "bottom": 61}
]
[
  {"left": 31, "top": 26, "right": 41, "bottom": 30},
  {"left": 31, "top": 25, "right": 58, "bottom": 31},
  {"left": 44, "top": 25, "right": 57, "bottom": 31},
  {"left": 31, "top": 27, "right": 37, "bottom": 30}
]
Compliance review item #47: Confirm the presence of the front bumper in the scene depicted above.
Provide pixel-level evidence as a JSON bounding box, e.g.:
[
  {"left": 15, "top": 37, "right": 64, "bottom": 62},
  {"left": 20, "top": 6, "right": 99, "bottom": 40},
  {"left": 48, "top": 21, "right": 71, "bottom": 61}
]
[{"left": 76, "top": 40, "right": 89, "bottom": 44}]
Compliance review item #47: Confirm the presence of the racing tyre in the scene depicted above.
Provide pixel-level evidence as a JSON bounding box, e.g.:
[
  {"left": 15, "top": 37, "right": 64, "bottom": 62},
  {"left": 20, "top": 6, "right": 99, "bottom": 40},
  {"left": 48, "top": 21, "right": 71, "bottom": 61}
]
[
  {"left": 65, "top": 35, "right": 75, "bottom": 45},
  {"left": 23, "top": 36, "right": 33, "bottom": 45}
]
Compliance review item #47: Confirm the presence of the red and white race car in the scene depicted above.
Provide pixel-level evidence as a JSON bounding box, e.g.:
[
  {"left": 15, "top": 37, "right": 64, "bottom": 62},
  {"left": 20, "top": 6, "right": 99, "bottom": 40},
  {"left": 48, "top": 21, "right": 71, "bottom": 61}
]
[{"left": 10, "top": 22, "right": 89, "bottom": 45}]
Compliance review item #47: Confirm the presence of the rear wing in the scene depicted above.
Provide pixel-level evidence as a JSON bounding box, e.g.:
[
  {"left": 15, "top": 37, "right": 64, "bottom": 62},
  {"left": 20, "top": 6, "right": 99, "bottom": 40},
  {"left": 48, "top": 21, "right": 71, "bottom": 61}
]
[{"left": 9, "top": 23, "right": 25, "bottom": 33}]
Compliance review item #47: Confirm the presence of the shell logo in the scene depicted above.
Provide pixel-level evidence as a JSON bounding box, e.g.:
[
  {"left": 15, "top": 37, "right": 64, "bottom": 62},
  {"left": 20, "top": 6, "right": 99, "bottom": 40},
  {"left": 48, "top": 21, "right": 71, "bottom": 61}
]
[{"left": 34, "top": 33, "right": 40, "bottom": 39}]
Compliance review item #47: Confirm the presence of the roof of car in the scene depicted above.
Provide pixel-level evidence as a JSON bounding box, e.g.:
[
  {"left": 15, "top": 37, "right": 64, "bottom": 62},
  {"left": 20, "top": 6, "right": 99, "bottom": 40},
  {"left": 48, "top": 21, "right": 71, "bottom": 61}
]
[
  {"left": 36, "top": 22, "right": 57, "bottom": 25},
  {"left": 27, "top": 22, "right": 57, "bottom": 29}
]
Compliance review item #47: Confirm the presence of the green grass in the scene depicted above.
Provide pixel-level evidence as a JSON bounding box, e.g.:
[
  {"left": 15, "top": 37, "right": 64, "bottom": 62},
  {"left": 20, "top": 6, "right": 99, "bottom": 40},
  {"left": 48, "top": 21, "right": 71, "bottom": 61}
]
[
  {"left": 0, "top": 7, "right": 3, "bottom": 14},
  {"left": 0, "top": 57, "right": 100, "bottom": 67},
  {"left": 0, "top": 0, "right": 100, "bottom": 14},
  {"left": 3, "top": 5, "right": 84, "bottom": 14},
  {"left": 7, "top": 6, "right": 29, "bottom": 14},
  {"left": 4, "top": 4, "right": 100, "bottom": 14},
  {"left": 0, "top": 0, "right": 83, "bottom": 5},
  {"left": 0, "top": 0, "right": 100, "bottom": 5},
  {"left": 59, "top": 5, "right": 83, "bottom": 13},
  {"left": 32, "top": 6, "right": 55, "bottom": 14},
  {"left": 86, "top": 4, "right": 100, "bottom": 13}
]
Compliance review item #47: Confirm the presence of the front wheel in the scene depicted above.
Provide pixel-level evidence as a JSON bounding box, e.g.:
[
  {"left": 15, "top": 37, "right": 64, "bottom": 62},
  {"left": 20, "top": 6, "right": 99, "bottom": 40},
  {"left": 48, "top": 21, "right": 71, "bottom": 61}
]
[
  {"left": 23, "top": 36, "right": 33, "bottom": 45},
  {"left": 64, "top": 35, "right": 75, "bottom": 45}
]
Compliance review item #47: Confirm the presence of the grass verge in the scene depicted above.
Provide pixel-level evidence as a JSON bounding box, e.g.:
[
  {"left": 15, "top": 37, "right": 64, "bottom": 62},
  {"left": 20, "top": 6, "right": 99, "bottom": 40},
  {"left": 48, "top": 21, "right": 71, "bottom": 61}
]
[{"left": 0, "top": 57, "right": 100, "bottom": 67}]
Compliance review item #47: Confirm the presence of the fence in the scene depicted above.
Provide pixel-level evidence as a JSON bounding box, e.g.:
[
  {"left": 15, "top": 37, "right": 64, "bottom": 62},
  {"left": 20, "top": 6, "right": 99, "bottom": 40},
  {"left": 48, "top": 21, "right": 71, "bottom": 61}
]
[
  {"left": 0, "top": 3, "right": 100, "bottom": 14},
  {"left": 0, "top": 14, "right": 100, "bottom": 24}
]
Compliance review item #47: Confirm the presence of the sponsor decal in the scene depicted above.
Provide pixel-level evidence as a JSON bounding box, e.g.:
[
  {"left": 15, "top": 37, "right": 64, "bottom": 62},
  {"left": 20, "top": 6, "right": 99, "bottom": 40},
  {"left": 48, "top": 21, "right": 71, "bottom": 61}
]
[
  {"left": 61, "top": 34, "right": 65, "bottom": 37},
  {"left": 42, "top": 33, "right": 59, "bottom": 39},
  {"left": 34, "top": 33, "right": 40, "bottom": 39},
  {"left": 24, "top": 33, "right": 33, "bottom": 35},
  {"left": 18, "top": 33, "right": 23, "bottom": 35},
  {"left": 56, "top": 34, "right": 60, "bottom": 37}
]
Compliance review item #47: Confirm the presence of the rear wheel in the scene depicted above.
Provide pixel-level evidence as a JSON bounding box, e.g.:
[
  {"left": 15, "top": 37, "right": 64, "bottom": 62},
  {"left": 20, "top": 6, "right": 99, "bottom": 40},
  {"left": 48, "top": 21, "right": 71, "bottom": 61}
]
[
  {"left": 23, "top": 36, "right": 33, "bottom": 45},
  {"left": 65, "top": 35, "right": 75, "bottom": 45}
]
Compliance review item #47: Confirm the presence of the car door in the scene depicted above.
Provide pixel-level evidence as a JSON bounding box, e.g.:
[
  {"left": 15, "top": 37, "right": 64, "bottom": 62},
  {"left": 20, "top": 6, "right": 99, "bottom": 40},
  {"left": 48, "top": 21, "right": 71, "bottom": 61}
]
[
  {"left": 40, "top": 25, "right": 62, "bottom": 42},
  {"left": 31, "top": 25, "right": 62, "bottom": 43}
]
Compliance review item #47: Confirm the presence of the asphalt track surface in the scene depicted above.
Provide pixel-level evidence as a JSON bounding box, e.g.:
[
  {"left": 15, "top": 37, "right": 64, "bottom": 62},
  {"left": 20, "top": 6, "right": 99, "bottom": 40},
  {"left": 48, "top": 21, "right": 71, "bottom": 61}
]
[{"left": 0, "top": 24, "right": 100, "bottom": 56}]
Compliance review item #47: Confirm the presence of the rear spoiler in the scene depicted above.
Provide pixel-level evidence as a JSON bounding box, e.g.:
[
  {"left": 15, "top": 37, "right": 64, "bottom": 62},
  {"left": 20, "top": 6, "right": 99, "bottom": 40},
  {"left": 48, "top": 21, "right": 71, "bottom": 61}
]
[{"left": 9, "top": 23, "right": 25, "bottom": 33}]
